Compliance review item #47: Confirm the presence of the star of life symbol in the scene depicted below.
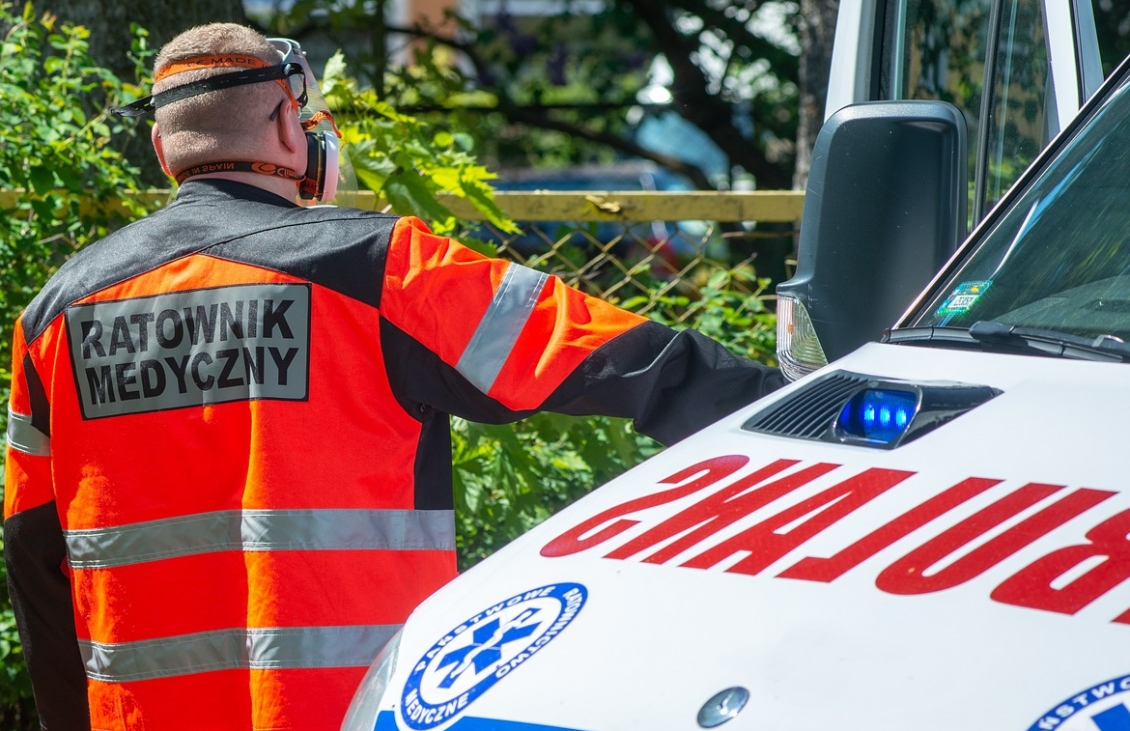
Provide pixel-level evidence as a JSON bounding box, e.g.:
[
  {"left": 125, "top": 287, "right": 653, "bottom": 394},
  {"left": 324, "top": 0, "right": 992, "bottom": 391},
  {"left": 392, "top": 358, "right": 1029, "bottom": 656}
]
[
  {"left": 400, "top": 583, "right": 587, "bottom": 730},
  {"left": 1028, "top": 673, "right": 1130, "bottom": 731}
]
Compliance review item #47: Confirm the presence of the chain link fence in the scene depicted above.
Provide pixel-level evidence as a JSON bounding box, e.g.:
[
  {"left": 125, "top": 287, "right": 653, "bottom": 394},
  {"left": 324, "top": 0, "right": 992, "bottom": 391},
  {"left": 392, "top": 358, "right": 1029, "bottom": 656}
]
[{"left": 443, "top": 191, "right": 805, "bottom": 325}]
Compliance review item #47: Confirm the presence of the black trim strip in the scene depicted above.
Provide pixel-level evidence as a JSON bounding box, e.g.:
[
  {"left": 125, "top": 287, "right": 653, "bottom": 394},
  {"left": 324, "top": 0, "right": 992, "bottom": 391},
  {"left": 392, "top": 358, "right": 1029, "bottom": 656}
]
[
  {"left": 3, "top": 502, "right": 89, "bottom": 728},
  {"left": 23, "top": 352, "right": 50, "bottom": 437}
]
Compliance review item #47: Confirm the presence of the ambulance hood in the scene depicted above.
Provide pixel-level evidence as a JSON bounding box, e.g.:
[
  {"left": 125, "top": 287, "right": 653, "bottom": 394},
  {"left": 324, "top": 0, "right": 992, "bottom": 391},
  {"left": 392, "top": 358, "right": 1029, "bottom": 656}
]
[{"left": 355, "top": 342, "right": 1130, "bottom": 731}]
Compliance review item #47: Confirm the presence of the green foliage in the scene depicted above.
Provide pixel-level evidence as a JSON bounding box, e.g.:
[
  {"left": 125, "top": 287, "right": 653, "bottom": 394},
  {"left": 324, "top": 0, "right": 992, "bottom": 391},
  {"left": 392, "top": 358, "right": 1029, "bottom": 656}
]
[
  {"left": 627, "top": 266, "right": 778, "bottom": 365},
  {"left": 0, "top": 1, "right": 151, "bottom": 393},
  {"left": 320, "top": 51, "right": 517, "bottom": 242},
  {"left": 0, "top": 3, "right": 151, "bottom": 724},
  {"left": 432, "top": 8, "right": 651, "bottom": 169},
  {"left": 452, "top": 413, "right": 662, "bottom": 569},
  {"left": 256, "top": 1, "right": 801, "bottom": 183}
]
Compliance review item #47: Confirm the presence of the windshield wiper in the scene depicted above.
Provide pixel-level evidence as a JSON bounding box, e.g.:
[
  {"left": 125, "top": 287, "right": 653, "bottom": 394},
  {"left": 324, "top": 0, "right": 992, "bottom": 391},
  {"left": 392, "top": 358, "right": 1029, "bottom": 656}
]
[
  {"left": 888, "top": 321, "right": 1130, "bottom": 361},
  {"left": 885, "top": 326, "right": 977, "bottom": 345},
  {"left": 965, "top": 321, "right": 1130, "bottom": 361}
]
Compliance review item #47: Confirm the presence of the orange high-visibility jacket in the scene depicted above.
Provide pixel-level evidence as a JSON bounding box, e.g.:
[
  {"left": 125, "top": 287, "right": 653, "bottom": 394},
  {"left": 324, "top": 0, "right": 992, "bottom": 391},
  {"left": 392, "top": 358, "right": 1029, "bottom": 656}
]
[{"left": 4, "top": 179, "right": 783, "bottom": 731}]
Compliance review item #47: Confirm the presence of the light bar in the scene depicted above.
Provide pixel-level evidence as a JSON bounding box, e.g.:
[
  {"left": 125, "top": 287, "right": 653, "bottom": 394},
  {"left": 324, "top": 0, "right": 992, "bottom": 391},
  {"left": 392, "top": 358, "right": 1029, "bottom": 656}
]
[{"left": 835, "top": 389, "right": 919, "bottom": 446}]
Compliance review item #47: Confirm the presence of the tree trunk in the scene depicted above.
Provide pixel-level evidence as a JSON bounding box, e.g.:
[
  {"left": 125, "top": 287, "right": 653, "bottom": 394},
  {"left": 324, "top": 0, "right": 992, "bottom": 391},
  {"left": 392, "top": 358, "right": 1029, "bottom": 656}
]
[
  {"left": 37, "top": 0, "right": 247, "bottom": 185},
  {"left": 37, "top": 0, "right": 246, "bottom": 81},
  {"left": 793, "top": 0, "right": 839, "bottom": 191}
]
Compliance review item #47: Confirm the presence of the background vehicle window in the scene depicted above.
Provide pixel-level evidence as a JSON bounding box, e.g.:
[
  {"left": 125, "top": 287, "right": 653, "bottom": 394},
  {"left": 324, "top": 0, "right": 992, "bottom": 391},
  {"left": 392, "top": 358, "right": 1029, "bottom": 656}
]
[
  {"left": 980, "top": 0, "right": 1050, "bottom": 216},
  {"left": 880, "top": 0, "right": 991, "bottom": 223},
  {"left": 880, "top": 0, "right": 1056, "bottom": 223}
]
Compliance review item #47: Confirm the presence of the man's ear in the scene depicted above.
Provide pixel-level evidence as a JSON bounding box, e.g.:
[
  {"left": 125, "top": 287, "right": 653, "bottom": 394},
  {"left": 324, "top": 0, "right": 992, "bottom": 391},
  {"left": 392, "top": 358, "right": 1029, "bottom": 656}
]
[
  {"left": 273, "top": 104, "right": 308, "bottom": 180},
  {"left": 151, "top": 124, "right": 173, "bottom": 177},
  {"left": 276, "top": 104, "right": 304, "bottom": 155}
]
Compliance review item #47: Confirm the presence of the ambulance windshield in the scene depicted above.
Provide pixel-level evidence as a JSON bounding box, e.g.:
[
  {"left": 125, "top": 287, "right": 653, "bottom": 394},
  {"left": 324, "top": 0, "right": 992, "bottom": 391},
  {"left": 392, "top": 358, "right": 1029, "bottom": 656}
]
[{"left": 908, "top": 70, "right": 1130, "bottom": 347}]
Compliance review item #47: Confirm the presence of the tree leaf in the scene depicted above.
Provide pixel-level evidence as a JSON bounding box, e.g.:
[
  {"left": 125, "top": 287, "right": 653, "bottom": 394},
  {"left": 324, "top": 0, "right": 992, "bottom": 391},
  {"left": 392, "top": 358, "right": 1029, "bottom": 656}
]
[{"left": 383, "top": 172, "right": 456, "bottom": 223}]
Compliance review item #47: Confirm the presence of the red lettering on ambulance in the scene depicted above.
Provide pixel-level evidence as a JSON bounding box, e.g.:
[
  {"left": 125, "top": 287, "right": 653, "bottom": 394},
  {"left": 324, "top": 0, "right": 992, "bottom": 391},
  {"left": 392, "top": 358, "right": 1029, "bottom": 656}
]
[
  {"left": 779, "top": 477, "right": 1002, "bottom": 583},
  {"left": 991, "top": 506, "right": 1130, "bottom": 619},
  {"left": 604, "top": 462, "right": 840, "bottom": 563},
  {"left": 877, "top": 485, "right": 1114, "bottom": 595},
  {"left": 680, "top": 468, "right": 914, "bottom": 575},
  {"left": 539, "top": 455, "right": 754, "bottom": 558}
]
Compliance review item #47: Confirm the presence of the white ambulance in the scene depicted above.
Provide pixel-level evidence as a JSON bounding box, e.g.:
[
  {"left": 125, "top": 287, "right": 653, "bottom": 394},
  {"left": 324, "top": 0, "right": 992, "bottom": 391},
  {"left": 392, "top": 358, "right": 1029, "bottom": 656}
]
[{"left": 342, "top": 2, "right": 1130, "bottom": 730}]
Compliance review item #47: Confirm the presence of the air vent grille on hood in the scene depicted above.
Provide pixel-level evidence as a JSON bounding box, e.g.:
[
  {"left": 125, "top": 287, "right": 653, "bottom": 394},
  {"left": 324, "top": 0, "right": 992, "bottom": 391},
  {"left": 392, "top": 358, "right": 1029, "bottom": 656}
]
[
  {"left": 745, "top": 371, "right": 871, "bottom": 438},
  {"left": 743, "top": 370, "right": 1000, "bottom": 449}
]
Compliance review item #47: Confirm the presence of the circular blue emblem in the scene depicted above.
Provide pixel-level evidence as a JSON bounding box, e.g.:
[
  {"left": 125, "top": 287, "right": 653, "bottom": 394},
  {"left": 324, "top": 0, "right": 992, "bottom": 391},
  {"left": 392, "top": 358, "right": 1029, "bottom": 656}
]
[
  {"left": 1028, "top": 673, "right": 1130, "bottom": 731},
  {"left": 399, "top": 583, "right": 588, "bottom": 730}
]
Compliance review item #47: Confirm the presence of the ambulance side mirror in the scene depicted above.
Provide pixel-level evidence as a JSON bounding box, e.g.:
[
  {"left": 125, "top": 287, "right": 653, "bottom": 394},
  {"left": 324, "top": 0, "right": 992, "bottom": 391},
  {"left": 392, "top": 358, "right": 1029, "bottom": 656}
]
[{"left": 777, "top": 100, "right": 968, "bottom": 365}]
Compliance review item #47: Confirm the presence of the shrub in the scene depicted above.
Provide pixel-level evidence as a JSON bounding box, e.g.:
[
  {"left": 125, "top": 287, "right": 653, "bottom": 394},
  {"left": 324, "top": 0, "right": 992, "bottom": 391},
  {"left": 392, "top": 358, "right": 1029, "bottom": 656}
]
[{"left": 0, "top": 3, "right": 151, "bottom": 724}]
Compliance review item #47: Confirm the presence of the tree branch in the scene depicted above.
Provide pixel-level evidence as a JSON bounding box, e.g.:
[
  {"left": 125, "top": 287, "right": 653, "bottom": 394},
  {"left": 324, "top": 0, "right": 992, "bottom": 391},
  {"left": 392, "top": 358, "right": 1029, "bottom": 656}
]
[
  {"left": 385, "top": 22, "right": 712, "bottom": 187},
  {"left": 501, "top": 104, "right": 716, "bottom": 189},
  {"left": 387, "top": 12, "right": 792, "bottom": 189},
  {"left": 666, "top": 0, "right": 799, "bottom": 74},
  {"left": 616, "top": 0, "right": 791, "bottom": 188}
]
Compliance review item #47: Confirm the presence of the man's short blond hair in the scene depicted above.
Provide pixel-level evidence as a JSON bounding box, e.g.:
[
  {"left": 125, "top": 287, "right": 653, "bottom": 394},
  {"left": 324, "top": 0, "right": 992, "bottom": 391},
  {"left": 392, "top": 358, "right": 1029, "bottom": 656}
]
[{"left": 153, "top": 23, "right": 288, "bottom": 174}]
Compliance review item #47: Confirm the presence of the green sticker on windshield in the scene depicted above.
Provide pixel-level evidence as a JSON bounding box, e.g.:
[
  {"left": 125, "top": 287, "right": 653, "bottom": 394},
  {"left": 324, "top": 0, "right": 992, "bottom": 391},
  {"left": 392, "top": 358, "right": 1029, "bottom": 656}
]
[{"left": 937, "top": 280, "right": 992, "bottom": 317}]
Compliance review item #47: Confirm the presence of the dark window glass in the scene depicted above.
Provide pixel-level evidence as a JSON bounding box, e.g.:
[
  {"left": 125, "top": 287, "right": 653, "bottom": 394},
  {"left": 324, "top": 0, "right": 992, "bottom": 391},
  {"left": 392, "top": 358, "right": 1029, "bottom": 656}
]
[
  {"left": 980, "top": 0, "right": 1050, "bottom": 214},
  {"left": 880, "top": 0, "right": 992, "bottom": 222},
  {"left": 912, "top": 73, "right": 1130, "bottom": 340}
]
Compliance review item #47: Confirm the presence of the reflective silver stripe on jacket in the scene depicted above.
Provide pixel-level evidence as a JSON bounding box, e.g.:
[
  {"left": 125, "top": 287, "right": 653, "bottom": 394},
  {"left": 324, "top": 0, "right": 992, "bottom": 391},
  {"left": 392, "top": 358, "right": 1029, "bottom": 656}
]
[
  {"left": 64, "top": 509, "right": 456, "bottom": 569},
  {"left": 78, "top": 623, "right": 401, "bottom": 682},
  {"left": 456, "top": 263, "right": 549, "bottom": 393},
  {"left": 6, "top": 408, "right": 50, "bottom": 457}
]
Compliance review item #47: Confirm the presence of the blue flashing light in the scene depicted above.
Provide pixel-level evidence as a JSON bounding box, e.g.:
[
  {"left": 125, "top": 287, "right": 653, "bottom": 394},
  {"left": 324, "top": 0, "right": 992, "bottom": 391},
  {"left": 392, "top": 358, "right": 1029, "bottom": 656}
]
[{"left": 838, "top": 389, "right": 918, "bottom": 445}]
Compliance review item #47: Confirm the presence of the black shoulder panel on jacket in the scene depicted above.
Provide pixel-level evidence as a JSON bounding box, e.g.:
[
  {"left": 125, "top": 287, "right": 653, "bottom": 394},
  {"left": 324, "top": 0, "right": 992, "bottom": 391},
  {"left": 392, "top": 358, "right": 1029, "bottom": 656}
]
[{"left": 21, "top": 180, "right": 399, "bottom": 343}]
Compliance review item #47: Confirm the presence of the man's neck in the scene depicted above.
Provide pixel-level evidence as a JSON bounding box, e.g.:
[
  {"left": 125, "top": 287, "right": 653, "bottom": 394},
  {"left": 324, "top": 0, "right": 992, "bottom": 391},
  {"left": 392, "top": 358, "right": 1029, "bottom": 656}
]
[{"left": 181, "top": 171, "right": 302, "bottom": 204}]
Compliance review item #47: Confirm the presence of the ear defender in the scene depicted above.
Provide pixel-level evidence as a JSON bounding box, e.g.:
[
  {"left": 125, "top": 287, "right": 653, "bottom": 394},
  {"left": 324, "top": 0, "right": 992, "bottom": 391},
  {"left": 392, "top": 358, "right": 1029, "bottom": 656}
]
[{"left": 301, "top": 131, "right": 339, "bottom": 202}]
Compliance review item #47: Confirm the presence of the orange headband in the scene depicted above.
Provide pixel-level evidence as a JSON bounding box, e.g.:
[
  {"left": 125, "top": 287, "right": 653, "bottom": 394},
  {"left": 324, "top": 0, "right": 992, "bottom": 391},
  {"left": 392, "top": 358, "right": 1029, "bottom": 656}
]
[
  {"left": 155, "top": 54, "right": 297, "bottom": 107},
  {"left": 156, "top": 54, "right": 271, "bottom": 81}
]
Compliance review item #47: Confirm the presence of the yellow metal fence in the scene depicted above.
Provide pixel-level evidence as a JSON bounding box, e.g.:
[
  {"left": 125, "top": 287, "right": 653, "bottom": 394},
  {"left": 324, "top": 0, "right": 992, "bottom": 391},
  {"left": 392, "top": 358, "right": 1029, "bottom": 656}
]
[{"left": 1, "top": 189, "right": 805, "bottom": 324}]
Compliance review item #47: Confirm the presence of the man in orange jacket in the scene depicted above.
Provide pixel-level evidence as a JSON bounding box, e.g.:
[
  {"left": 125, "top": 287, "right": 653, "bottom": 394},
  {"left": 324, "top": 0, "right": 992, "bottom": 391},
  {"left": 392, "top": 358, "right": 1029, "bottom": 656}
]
[{"left": 3, "top": 22, "right": 784, "bottom": 731}]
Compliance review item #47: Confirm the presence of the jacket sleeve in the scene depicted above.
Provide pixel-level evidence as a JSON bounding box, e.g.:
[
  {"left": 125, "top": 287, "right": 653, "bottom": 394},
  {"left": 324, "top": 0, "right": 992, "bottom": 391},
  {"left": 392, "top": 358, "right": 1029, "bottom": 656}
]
[
  {"left": 379, "top": 217, "right": 785, "bottom": 446},
  {"left": 4, "top": 316, "right": 90, "bottom": 728}
]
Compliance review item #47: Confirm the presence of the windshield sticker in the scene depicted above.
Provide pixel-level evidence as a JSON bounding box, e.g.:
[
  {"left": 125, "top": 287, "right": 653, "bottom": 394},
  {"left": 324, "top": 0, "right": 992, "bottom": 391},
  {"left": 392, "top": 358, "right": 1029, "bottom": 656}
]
[
  {"left": 1028, "top": 673, "right": 1130, "bottom": 731},
  {"left": 936, "top": 280, "right": 993, "bottom": 323},
  {"left": 400, "top": 583, "right": 588, "bottom": 730}
]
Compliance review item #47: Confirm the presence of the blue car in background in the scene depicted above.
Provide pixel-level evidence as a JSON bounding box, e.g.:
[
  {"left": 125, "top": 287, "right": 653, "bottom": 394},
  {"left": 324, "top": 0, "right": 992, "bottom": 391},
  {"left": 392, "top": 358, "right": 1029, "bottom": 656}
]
[{"left": 486, "top": 162, "right": 709, "bottom": 267}]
